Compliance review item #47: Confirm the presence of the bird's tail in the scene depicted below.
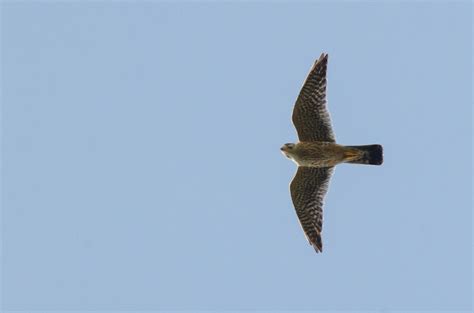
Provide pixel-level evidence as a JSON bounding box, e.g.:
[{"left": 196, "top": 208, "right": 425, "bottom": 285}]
[{"left": 344, "top": 144, "right": 383, "bottom": 165}]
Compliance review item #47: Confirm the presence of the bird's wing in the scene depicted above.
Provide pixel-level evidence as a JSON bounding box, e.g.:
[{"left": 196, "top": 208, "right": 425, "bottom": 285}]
[
  {"left": 290, "top": 166, "right": 334, "bottom": 253},
  {"left": 292, "top": 53, "right": 335, "bottom": 142}
]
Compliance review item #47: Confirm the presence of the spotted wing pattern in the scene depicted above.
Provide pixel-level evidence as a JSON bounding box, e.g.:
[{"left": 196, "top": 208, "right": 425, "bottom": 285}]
[
  {"left": 290, "top": 166, "right": 334, "bottom": 253},
  {"left": 292, "top": 53, "right": 335, "bottom": 142}
]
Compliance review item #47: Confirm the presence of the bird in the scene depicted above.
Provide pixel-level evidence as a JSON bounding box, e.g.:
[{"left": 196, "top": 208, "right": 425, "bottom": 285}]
[{"left": 281, "top": 53, "right": 383, "bottom": 253}]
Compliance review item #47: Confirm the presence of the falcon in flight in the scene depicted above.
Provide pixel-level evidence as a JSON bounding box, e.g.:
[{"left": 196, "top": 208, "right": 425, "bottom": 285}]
[{"left": 281, "top": 53, "right": 383, "bottom": 253}]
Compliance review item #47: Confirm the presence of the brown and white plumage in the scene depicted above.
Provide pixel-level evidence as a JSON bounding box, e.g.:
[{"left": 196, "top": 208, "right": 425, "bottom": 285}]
[
  {"left": 290, "top": 166, "right": 334, "bottom": 253},
  {"left": 282, "top": 53, "right": 383, "bottom": 253},
  {"left": 289, "top": 53, "right": 335, "bottom": 253},
  {"left": 292, "top": 53, "right": 335, "bottom": 143}
]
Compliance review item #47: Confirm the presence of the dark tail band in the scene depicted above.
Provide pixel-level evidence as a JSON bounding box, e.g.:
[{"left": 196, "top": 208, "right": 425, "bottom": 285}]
[{"left": 347, "top": 144, "right": 383, "bottom": 165}]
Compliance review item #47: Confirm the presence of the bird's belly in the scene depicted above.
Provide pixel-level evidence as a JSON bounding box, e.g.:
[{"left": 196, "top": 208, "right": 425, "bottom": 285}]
[
  {"left": 297, "top": 157, "right": 341, "bottom": 168},
  {"left": 295, "top": 142, "right": 346, "bottom": 167}
]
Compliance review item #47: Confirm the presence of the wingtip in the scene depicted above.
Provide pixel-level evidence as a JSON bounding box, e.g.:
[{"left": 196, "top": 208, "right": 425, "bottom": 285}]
[
  {"left": 315, "top": 53, "right": 328, "bottom": 67},
  {"left": 312, "top": 242, "right": 323, "bottom": 253}
]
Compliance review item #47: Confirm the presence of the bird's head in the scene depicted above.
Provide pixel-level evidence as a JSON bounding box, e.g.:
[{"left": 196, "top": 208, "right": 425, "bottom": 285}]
[{"left": 280, "top": 143, "right": 296, "bottom": 159}]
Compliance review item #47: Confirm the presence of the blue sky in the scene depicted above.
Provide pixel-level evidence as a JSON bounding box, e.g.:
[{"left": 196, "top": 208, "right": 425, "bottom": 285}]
[{"left": 1, "top": 1, "right": 472, "bottom": 312}]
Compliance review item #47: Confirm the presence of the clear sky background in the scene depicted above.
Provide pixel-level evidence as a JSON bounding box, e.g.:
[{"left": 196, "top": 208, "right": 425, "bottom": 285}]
[{"left": 1, "top": 1, "right": 472, "bottom": 312}]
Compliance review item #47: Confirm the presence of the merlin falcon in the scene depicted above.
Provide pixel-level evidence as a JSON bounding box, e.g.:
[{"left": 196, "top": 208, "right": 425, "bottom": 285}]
[{"left": 281, "top": 53, "right": 383, "bottom": 253}]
